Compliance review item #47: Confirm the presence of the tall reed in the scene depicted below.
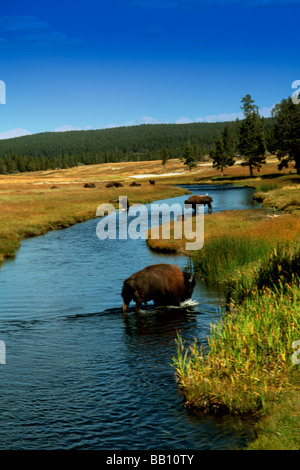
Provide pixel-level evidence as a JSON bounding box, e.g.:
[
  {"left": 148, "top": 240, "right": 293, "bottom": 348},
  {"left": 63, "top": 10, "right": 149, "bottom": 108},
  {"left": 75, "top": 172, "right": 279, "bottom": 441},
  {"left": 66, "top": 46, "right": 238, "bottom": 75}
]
[
  {"left": 174, "top": 245, "right": 300, "bottom": 415},
  {"left": 192, "top": 235, "right": 272, "bottom": 285}
]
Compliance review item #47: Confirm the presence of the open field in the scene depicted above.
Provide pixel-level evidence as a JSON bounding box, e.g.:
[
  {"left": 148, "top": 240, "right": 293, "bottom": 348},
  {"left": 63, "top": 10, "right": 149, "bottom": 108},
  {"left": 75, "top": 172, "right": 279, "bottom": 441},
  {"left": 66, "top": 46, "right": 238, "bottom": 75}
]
[{"left": 0, "top": 157, "right": 203, "bottom": 185}]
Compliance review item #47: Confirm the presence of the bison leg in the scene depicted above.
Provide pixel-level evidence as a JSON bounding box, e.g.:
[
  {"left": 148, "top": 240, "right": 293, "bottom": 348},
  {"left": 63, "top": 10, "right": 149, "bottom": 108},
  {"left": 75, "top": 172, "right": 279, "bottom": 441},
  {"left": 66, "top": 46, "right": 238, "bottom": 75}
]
[
  {"left": 134, "top": 297, "right": 143, "bottom": 313},
  {"left": 132, "top": 292, "right": 143, "bottom": 313}
]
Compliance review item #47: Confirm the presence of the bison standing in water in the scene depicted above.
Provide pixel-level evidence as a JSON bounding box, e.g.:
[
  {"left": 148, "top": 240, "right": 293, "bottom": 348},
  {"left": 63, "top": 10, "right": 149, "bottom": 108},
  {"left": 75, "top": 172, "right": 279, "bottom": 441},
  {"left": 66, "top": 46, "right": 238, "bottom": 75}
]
[
  {"left": 184, "top": 194, "right": 213, "bottom": 213},
  {"left": 121, "top": 263, "right": 195, "bottom": 313}
]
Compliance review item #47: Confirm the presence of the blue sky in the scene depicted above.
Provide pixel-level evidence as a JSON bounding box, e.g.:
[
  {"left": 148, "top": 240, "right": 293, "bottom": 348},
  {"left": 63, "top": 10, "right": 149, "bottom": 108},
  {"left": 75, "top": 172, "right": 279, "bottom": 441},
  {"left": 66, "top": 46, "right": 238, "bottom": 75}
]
[{"left": 0, "top": 0, "right": 299, "bottom": 139}]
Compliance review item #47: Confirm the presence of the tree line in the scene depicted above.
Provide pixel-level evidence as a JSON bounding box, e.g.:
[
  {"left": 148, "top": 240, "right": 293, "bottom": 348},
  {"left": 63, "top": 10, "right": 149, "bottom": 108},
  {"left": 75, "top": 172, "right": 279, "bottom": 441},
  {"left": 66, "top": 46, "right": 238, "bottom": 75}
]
[
  {"left": 0, "top": 121, "right": 240, "bottom": 174},
  {"left": 209, "top": 93, "right": 300, "bottom": 176},
  {"left": 0, "top": 91, "right": 299, "bottom": 175}
]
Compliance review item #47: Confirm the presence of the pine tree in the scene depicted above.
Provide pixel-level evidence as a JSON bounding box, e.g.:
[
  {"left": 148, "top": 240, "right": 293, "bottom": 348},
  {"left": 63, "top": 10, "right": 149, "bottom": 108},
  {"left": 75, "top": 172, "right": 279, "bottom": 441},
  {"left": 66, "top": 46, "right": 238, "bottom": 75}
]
[
  {"left": 26, "top": 157, "right": 37, "bottom": 172},
  {"left": 222, "top": 125, "right": 234, "bottom": 157},
  {"left": 193, "top": 144, "right": 204, "bottom": 162},
  {"left": 0, "top": 158, "right": 7, "bottom": 174},
  {"left": 4, "top": 155, "right": 17, "bottom": 173},
  {"left": 210, "top": 125, "right": 235, "bottom": 176},
  {"left": 183, "top": 140, "right": 196, "bottom": 171},
  {"left": 161, "top": 147, "right": 169, "bottom": 167},
  {"left": 238, "top": 94, "right": 266, "bottom": 176},
  {"left": 272, "top": 96, "right": 300, "bottom": 175},
  {"left": 15, "top": 154, "right": 26, "bottom": 172}
]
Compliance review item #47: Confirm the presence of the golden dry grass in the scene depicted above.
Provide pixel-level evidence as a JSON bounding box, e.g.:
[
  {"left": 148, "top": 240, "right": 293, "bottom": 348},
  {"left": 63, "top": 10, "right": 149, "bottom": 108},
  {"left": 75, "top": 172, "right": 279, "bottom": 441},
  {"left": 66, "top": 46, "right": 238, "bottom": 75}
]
[
  {"left": 0, "top": 154, "right": 291, "bottom": 186},
  {"left": 147, "top": 208, "right": 300, "bottom": 255},
  {"left": 0, "top": 158, "right": 193, "bottom": 185}
]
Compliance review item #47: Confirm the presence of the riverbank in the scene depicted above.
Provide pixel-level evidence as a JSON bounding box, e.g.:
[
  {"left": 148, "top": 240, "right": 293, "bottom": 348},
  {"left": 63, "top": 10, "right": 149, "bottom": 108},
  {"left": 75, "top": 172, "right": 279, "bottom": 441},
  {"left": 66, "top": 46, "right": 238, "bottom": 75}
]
[{"left": 173, "top": 243, "right": 300, "bottom": 449}]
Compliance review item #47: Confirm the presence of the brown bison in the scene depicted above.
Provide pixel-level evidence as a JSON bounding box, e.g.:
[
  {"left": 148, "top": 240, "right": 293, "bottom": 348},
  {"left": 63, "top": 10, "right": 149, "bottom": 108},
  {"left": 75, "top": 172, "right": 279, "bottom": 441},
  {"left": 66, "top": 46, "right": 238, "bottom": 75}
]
[
  {"left": 105, "top": 181, "right": 123, "bottom": 188},
  {"left": 149, "top": 179, "right": 155, "bottom": 185},
  {"left": 121, "top": 263, "right": 195, "bottom": 313},
  {"left": 184, "top": 194, "right": 213, "bottom": 213},
  {"left": 109, "top": 198, "right": 130, "bottom": 211},
  {"left": 130, "top": 181, "right": 141, "bottom": 186}
]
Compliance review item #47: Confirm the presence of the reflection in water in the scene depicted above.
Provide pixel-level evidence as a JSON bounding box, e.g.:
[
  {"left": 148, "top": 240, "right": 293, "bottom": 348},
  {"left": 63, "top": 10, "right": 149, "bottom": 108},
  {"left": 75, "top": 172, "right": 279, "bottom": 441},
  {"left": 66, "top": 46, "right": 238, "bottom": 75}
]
[{"left": 0, "top": 184, "right": 259, "bottom": 449}]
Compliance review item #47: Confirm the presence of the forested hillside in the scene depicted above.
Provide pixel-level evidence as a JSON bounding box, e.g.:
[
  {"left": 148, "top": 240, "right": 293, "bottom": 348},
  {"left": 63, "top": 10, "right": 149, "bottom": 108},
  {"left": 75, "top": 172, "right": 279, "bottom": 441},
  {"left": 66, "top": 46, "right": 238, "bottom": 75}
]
[{"left": 0, "top": 118, "right": 275, "bottom": 174}]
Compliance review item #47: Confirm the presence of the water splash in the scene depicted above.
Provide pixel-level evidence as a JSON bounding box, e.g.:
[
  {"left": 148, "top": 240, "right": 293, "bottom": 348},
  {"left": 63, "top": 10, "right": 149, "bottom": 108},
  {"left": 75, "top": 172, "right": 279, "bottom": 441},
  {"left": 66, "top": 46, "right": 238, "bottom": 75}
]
[{"left": 180, "top": 298, "right": 200, "bottom": 308}]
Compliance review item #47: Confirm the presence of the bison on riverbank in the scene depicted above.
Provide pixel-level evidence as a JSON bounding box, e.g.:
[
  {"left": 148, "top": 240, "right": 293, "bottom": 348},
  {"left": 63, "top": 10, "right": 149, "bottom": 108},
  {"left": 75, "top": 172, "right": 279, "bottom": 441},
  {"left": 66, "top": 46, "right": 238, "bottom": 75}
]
[
  {"left": 105, "top": 181, "right": 123, "bottom": 188},
  {"left": 121, "top": 263, "right": 195, "bottom": 313},
  {"left": 184, "top": 194, "right": 213, "bottom": 213}
]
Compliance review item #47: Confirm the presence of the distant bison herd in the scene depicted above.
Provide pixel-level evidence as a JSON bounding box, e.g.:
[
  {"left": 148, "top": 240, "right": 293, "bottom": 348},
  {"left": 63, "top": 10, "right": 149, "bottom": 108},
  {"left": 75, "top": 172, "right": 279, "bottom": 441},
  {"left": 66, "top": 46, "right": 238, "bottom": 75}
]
[{"left": 82, "top": 180, "right": 154, "bottom": 188}]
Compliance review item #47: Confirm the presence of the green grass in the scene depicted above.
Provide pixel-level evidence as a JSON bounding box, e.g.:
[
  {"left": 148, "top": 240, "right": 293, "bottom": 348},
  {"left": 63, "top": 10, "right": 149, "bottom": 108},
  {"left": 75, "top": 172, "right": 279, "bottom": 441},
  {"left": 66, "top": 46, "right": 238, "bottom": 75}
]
[
  {"left": 173, "top": 278, "right": 300, "bottom": 415},
  {"left": 227, "top": 241, "right": 300, "bottom": 304},
  {"left": 191, "top": 210, "right": 300, "bottom": 288},
  {"left": 173, "top": 244, "right": 300, "bottom": 450},
  {"left": 246, "top": 386, "right": 300, "bottom": 450},
  {"left": 192, "top": 235, "right": 272, "bottom": 286},
  {"left": 255, "top": 182, "right": 280, "bottom": 192}
]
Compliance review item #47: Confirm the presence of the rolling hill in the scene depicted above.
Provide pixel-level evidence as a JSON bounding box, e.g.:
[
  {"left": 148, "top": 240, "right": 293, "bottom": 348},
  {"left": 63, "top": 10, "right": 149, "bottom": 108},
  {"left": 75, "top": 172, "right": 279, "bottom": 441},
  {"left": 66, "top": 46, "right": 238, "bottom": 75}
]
[{"left": 0, "top": 118, "right": 275, "bottom": 174}]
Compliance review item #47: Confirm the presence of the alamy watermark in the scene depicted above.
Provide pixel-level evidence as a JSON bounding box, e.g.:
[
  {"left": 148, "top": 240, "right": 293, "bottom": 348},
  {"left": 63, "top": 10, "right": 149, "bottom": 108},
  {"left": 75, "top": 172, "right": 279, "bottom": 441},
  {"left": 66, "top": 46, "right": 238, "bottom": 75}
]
[
  {"left": 0, "top": 80, "right": 6, "bottom": 105},
  {"left": 95, "top": 197, "right": 204, "bottom": 250},
  {"left": 292, "top": 340, "right": 300, "bottom": 365},
  {"left": 0, "top": 340, "right": 6, "bottom": 364},
  {"left": 292, "top": 80, "right": 300, "bottom": 105}
]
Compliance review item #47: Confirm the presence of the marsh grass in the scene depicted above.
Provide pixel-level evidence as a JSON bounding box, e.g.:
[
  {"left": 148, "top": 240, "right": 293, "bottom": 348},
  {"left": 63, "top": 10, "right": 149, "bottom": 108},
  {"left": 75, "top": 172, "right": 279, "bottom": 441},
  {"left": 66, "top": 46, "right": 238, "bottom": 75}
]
[
  {"left": 173, "top": 285, "right": 300, "bottom": 415},
  {"left": 255, "top": 182, "right": 280, "bottom": 192},
  {"left": 255, "top": 187, "right": 300, "bottom": 212},
  {"left": 173, "top": 244, "right": 300, "bottom": 417},
  {"left": 191, "top": 211, "right": 300, "bottom": 286},
  {"left": 192, "top": 236, "right": 271, "bottom": 285}
]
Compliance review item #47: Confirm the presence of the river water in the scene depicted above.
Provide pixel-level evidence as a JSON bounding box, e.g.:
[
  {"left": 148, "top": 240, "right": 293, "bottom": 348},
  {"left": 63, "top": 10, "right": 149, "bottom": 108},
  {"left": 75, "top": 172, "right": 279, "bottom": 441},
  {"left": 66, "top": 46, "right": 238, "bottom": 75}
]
[{"left": 0, "top": 184, "right": 259, "bottom": 450}]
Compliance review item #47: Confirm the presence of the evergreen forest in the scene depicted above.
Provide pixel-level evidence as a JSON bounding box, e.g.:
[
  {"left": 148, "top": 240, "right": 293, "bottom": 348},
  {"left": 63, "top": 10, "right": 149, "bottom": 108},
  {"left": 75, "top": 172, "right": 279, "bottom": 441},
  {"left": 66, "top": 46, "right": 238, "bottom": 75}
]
[{"left": 0, "top": 117, "right": 276, "bottom": 174}]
